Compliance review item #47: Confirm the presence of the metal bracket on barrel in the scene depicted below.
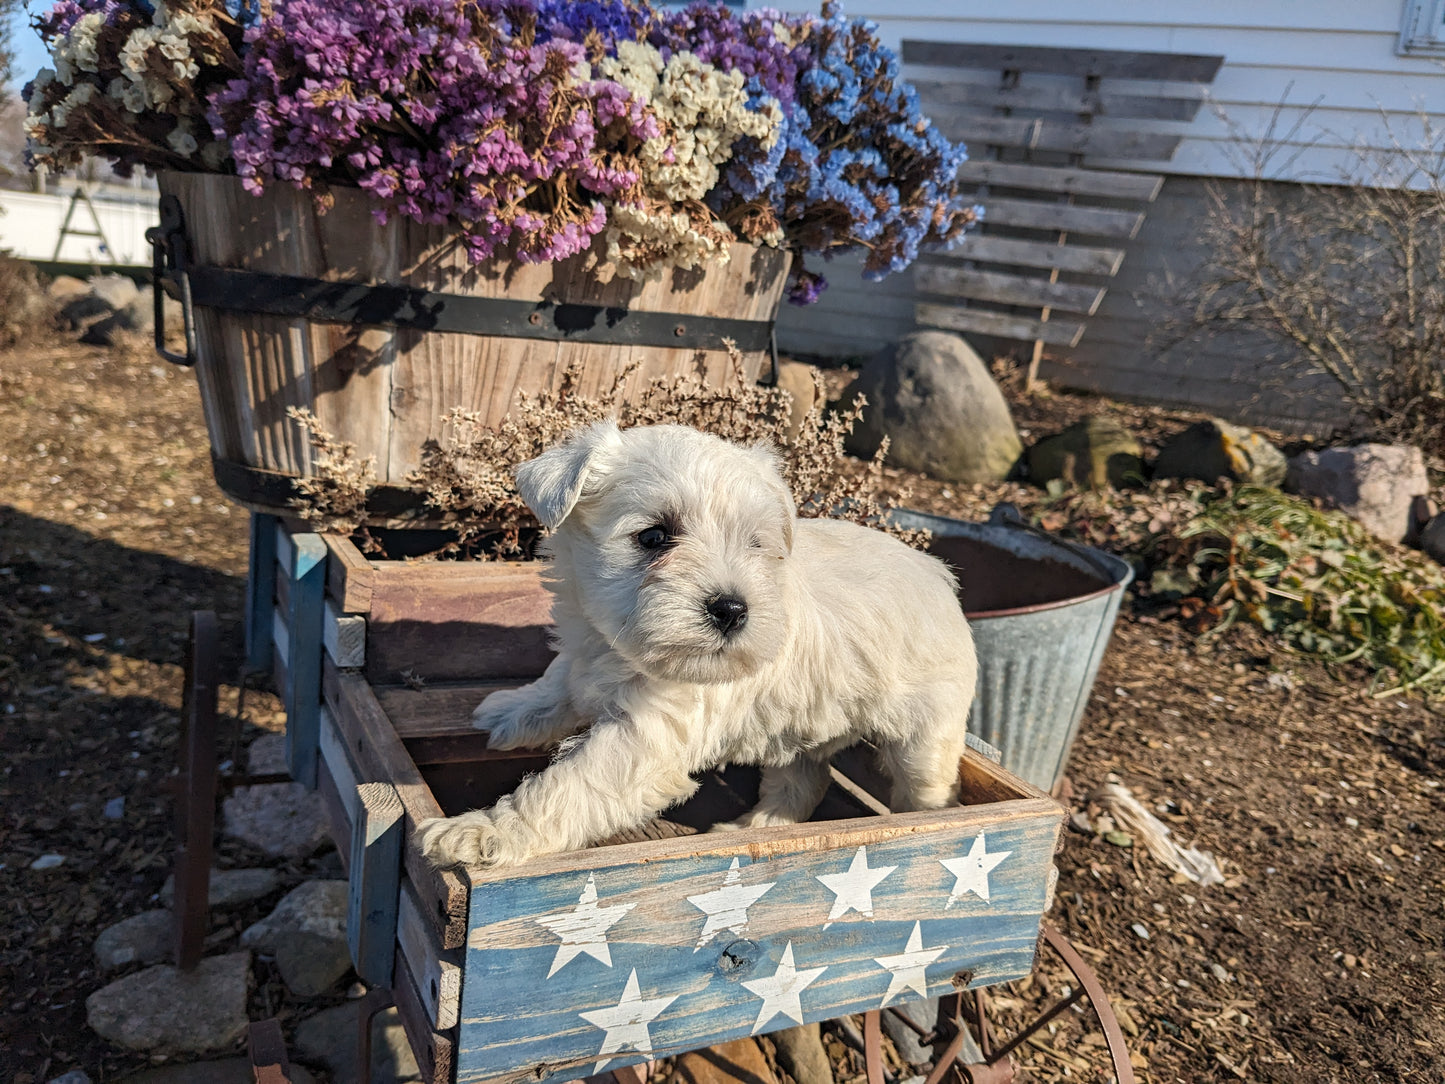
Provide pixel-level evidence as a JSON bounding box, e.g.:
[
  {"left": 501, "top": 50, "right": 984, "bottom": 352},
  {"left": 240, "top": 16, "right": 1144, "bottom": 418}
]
[{"left": 144, "top": 194, "right": 199, "bottom": 367}]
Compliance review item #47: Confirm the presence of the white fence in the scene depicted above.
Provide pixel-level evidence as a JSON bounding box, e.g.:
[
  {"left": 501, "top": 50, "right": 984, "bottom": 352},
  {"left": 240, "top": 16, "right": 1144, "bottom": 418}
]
[{"left": 0, "top": 186, "right": 157, "bottom": 267}]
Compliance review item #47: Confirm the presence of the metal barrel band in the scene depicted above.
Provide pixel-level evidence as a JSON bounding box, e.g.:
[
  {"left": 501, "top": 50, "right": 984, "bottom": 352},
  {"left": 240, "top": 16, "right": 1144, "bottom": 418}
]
[
  {"left": 145, "top": 194, "right": 780, "bottom": 365},
  {"left": 211, "top": 455, "right": 435, "bottom": 521}
]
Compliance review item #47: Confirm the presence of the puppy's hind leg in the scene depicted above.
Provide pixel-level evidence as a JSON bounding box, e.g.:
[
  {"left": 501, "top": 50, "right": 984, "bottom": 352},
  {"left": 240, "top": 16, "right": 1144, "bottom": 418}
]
[
  {"left": 472, "top": 654, "right": 579, "bottom": 751},
  {"left": 880, "top": 693, "right": 971, "bottom": 813},
  {"left": 716, "top": 757, "right": 831, "bottom": 831}
]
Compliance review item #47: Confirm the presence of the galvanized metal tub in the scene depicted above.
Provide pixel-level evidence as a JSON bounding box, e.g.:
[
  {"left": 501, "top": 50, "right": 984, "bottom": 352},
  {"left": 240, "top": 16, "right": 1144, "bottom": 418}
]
[{"left": 891, "top": 506, "right": 1135, "bottom": 794}]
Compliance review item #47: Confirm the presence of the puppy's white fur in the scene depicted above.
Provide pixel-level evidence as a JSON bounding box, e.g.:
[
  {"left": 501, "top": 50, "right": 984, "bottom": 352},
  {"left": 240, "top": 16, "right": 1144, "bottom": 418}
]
[{"left": 418, "top": 422, "right": 977, "bottom": 869}]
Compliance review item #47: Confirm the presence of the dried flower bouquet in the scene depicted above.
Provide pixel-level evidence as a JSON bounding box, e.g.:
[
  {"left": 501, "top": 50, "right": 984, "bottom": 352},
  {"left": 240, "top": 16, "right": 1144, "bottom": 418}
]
[{"left": 25, "top": 0, "right": 978, "bottom": 301}]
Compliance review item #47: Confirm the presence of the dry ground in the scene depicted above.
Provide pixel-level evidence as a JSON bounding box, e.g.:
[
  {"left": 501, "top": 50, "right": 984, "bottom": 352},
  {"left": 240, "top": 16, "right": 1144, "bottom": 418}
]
[{"left": 0, "top": 338, "right": 1442, "bottom": 1083}]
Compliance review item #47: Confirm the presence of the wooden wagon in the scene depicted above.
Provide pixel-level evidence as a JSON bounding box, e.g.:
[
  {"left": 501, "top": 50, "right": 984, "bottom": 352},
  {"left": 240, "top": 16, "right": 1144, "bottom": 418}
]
[{"left": 172, "top": 514, "right": 1133, "bottom": 1084}]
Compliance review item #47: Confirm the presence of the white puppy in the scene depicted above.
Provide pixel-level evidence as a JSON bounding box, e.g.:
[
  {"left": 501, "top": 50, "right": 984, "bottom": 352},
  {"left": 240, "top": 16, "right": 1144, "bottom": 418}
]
[{"left": 419, "top": 422, "right": 977, "bottom": 869}]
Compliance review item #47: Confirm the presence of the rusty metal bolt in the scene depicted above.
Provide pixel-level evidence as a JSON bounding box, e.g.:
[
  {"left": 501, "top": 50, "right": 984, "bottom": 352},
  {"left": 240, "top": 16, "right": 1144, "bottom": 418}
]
[
  {"left": 674, "top": 324, "right": 686, "bottom": 337},
  {"left": 529, "top": 312, "right": 543, "bottom": 326}
]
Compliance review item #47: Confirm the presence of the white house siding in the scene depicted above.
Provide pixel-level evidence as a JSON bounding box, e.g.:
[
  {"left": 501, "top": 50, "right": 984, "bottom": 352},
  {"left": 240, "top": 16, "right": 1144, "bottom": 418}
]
[
  {"left": 769, "top": 1, "right": 1442, "bottom": 424},
  {"left": 0, "top": 185, "right": 157, "bottom": 267}
]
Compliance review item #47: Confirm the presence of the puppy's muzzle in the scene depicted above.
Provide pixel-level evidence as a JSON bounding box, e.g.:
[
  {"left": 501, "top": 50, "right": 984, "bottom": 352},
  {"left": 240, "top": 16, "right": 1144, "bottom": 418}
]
[{"left": 704, "top": 594, "right": 749, "bottom": 637}]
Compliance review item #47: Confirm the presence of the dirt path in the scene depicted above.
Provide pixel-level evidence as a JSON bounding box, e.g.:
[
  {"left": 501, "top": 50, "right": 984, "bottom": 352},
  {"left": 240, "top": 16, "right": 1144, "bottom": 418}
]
[{"left": 1, "top": 339, "right": 1441, "bottom": 1083}]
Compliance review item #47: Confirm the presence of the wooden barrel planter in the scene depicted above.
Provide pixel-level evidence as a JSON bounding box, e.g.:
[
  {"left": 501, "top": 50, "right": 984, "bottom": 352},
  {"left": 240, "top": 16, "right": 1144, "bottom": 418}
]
[{"left": 149, "top": 172, "right": 792, "bottom": 522}]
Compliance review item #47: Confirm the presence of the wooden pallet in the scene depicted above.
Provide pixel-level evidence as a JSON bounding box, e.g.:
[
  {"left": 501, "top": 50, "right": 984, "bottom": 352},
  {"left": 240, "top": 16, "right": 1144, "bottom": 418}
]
[
  {"left": 904, "top": 41, "right": 1223, "bottom": 378},
  {"left": 250, "top": 516, "right": 1066, "bottom": 1084}
]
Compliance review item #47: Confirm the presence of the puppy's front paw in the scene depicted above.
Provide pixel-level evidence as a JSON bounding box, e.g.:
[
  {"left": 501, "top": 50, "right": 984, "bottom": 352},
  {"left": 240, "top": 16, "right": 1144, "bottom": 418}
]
[
  {"left": 472, "top": 688, "right": 543, "bottom": 750},
  {"left": 419, "top": 812, "right": 507, "bottom": 869}
]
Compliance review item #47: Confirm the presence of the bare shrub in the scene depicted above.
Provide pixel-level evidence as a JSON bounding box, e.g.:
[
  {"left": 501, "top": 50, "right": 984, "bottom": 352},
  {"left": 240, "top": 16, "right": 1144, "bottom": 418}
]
[
  {"left": 293, "top": 342, "right": 924, "bottom": 557},
  {"left": 1188, "top": 105, "right": 1445, "bottom": 455},
  {"left": 0, "top": 255, "right": 57, "bottom": 348}
]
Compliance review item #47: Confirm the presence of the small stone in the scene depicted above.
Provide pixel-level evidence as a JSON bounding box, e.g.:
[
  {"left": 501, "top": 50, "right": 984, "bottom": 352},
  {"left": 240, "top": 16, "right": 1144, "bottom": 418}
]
[
  {"left": 294, "top": 1002, "right": 421, "bottom": 1083},
  {"left": 1154, "top": 418, "right": 1287, "bottom": 488},
  {"left": 247, "top": 732, "right": 289, "bottom": 775},
  {"left": 119, "top": 1058, "right": 316, "bottom": 1084},
  {"left": 275, "top": 928, "right": 354, "bottom": 998},
  {"left": 670, "top": 1037, "right": 776, "bottom": 1084},
  {"left": 1421, "top": 513, "right": 1445, "bottom": 565},
  {"left": 85, "top": 952, "right": 250, "bottom": 1054},
  {"left": 46, "top": 1071, "right": 93, "bottom": 1084},
  {"left": 161, "top": 867, "right": 281, "bottom": 910},
  {"left": 1285, "top": 443, "right": 1429, "bottom": 544},
  {"left": 30, "top": 853, "right": 65, "bottom": 870},
  {"left": 103, "top": 797, "right": 126, "bottom": 820},
  {"left": 46, "top": 274, "right": 91, "bottom": 303},
  {"left": 1343, "top": 953, "right": 1358, "bottom": 969},
  {"left": 241, "top": 880, "right": 349, "bottom": 952},
  {"left": 94, "top": 910, "right": 173, "bottom": 972},
  {"left": 1131, "top": 923, "right": 1150, "bottom": 940},
  {"left": 1028, "top": 417, "right": 1144, "bottom": 490},
  {"left": 769, "top": 1022, "right": 834, "bottom": 1084},
  {"left": 1210, "top": 963, "right": 1234, "bottom": 983}
]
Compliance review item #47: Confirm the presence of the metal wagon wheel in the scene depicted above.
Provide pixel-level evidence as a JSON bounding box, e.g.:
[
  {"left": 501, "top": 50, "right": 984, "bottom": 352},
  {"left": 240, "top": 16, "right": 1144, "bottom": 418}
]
[{"left": 863, "top": 923, "right": 1134, "bottom": 1084}]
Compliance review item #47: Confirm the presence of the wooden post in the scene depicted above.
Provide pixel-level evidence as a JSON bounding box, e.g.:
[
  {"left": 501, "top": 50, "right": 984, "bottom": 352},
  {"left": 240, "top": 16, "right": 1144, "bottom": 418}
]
[
  {"left": 348, "top": 781, "right": 406, "bottom": 987},
  {"left": 284, "top": 530, "right": 327, "bottom": 789},
  {"left": 245, "top": 513, "right": 278, "bottom": 672},
  {"left": 174, "top": 610, "right": 218, "bottom": 972}
]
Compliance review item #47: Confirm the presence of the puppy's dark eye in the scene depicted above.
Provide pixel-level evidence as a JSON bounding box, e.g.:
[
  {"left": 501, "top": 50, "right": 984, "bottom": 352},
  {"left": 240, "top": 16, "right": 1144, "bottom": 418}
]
[{"left": 636, "top": 526, "right": 671, "bottom": 550}]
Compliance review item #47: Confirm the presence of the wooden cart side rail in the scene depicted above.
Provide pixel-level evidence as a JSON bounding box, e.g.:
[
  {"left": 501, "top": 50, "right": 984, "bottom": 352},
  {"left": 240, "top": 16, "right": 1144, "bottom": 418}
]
[
  {"left": 324, "top": 660, "right": 471, "bottom": 950},
  {"left": 325, "top": 532, "right": 375, "bottom": 613},
  {"left": 392, "top": 944, "right": 456, "bottom": 1084},
  {"left": 319, "top": 704, "right": 465, "bottom": 1032},
  {"left": 464, "top": 781, "right": 1062, "bottom": 888}
]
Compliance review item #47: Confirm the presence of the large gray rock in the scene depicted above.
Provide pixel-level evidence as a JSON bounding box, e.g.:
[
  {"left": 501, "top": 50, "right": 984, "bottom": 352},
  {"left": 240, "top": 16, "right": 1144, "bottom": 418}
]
[
  {"left": 769, "top": 1023, "right": 832, "bottom": 1084},
  {"left": 94, "top": 910, "right": 173, "bottom": 972},
  {"left": 46, "top": 275, "right": 91, "bottom": 303},
  {"left": 1421, "top": 513, "right": 1445, "bottom": 565},
  {"left": 85, "top": 952, "right": 250, "bottom": 1054},
  {"left": 845, "top": 331, "right": 1023, "bottom": 482},
  {"left": 242, "top": 880, "right": 352, "bottom": 996},
  {"left": 1285, "top": 443, "right": 1429, "bottom": 544},
  {"left": 160, "top": 867, "right": 281, "bottom": 910},
  {"left": 1028, "top": 417, "right": 1144, "bottom": 490},
  {"left": 60, "top": 292, "right": 113, "bottom": 329},
  {"left": 294, "top": 1002, "right": 422, "bottom": 1083},
  {"left": 1154, "top": 418, "right": 1287, "bottom": 488},
  {"left": 222, "top": 781, "right": 329, "bottom": 858},
  {"left": 88, "top": 273, "right": 140, "bottom": 311},
  {"left": 80, "top": 298, "right": 154, "bottom": 346}
]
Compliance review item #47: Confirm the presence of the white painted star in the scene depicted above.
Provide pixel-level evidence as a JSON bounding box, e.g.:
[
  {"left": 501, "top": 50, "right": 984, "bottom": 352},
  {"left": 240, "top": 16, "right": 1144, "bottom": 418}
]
[
  {"left": 939, "top": 832, "right": 1012, "bottom": 907},
  {"left": 874, "top": 921, "right": 949, "bottom": 1007},
  {"left": 741, "top": 941, "right": 827, "bottom": 1034},
  {"left": 578, "top": 968, "right": 679, "bottom": 1072},
  {"left": 686, "top": 857, "right": 776, "bottom": 950},
  {"left": 534, "top": 873, "right": 636, "bottom": 978},
  {"left": 816, "top": 845, "right": 897, "bottom": 925}
]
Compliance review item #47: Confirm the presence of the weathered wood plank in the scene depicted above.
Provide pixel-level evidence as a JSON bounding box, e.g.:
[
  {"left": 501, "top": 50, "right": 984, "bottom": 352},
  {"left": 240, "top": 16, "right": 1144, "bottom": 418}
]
[
  {"left": 393, "top": 945, "right": 455, "bottom": 1084},
  {"left": 316, "top": 755, "right": 352, "bottom": 874},
  {"left": 323, "top": 597, "right": 366, "bottom": 669},
  {"left": 365, "top": 562, "right": 554, "bottom": 684},
  {"left": 377, "top": 682, "right": 518, "bottom": 739},
  {"left": 913, "top": 77, "right": 1204, "bottom": 123},
  {"left": 348, "top": 781, "right": 406, "bottom": 987},
  {"left": 956, "top": 160, "right": 1164, "bottom": 202},
  {"left": 324, "top": 662, "right": 471, "bottom": 951},
  {"left": 902, "top": 41, "right": 1225, "bottom": 84},
  {"left": 273, "top": 551, "right": 291, "bottom": 617},
  {"left": 915, "top": 303, "right": 1087, "bottom": 347},
  {"left": 456, "top": 797, "right": 1062, "bottom": 1084},
  {"left": 271, "top": 606, "right": 290, "bottom": 669},
  {"left": 324, "top": 534, "right": 374, "bottom": 613},
  {"left": 915, "top": 265, "right": 1106, "bottom": 315},
  {"left": 945, "top": 235, "right": 1126, "bottom": 276},
  {"left": 319, "top": 703, "right": 362, "bottom": 828},
  {"left": 284, "top": 532, "right": 327, "bottom": 790},
  {"left": 399, "top": 878, "right": 464, "bottom": 1031},
  {"left": 934, "top": 113, "right": 1182, "bottom": 162},
  {"left": 974, "top": 197, "right": 1146, "bottom": 239},
  {"left": 245, "top": 514, "right": 278, "bottom": 672}
]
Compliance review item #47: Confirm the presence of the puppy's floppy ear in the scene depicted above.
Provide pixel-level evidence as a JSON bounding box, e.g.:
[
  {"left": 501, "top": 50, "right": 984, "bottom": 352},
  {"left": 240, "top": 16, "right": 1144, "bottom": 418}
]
[
  {"left": 746, "top": 441, "right": 796, "bottom": 554},
  {"left": 515, "top": 420, "right": 623, "bottom": 529}
]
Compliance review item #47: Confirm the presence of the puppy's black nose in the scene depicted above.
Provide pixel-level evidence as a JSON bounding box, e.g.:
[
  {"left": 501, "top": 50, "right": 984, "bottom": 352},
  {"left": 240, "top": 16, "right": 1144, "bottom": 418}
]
[{"left": 705, "top": 594, "right": 749, "bottom": 636}]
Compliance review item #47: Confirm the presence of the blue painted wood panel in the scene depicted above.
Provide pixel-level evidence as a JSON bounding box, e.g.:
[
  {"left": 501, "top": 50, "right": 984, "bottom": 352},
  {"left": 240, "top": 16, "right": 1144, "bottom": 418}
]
[
  {"left": 283, "top": 531, "right": 327, "bottom": 790},
  {"left": 456, "top": 807, "right": 1059, "bottom": 1084},
  {"left": 244, "top": 513, "right": 277, "bottom": 672}
]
